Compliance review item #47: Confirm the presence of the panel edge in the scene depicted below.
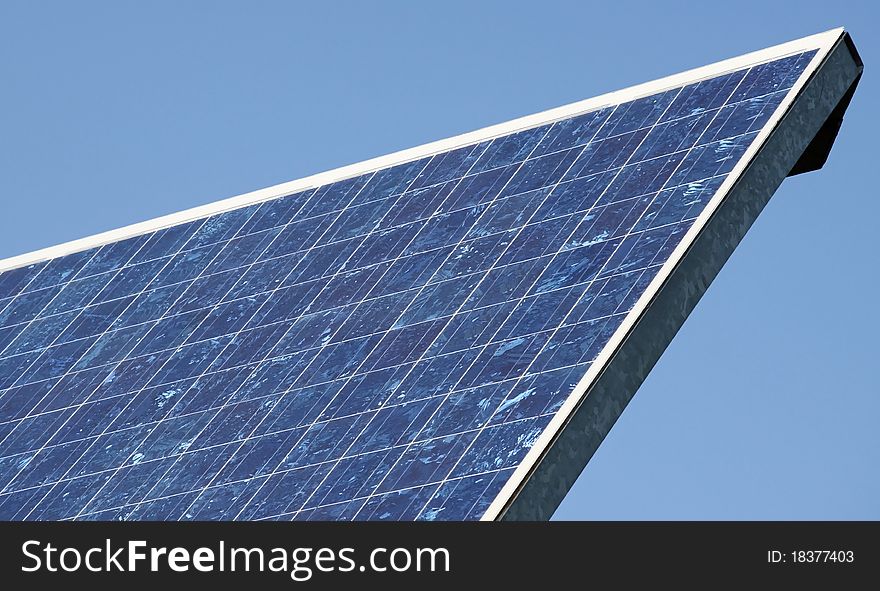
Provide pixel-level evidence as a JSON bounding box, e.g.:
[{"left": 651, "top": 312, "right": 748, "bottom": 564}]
[{"left": 490, "top": 31, "right": 861, "bottom": 521}]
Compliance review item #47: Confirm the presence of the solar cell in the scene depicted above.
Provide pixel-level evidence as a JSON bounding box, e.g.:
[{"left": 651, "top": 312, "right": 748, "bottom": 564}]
[{"left": 0, "top": 29, "right": 861, "bottom": 520}]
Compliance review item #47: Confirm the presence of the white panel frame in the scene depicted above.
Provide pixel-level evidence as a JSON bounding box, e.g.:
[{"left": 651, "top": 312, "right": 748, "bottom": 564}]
[{"left": 0, "top": 29, "right": 843, "bottom": 274}]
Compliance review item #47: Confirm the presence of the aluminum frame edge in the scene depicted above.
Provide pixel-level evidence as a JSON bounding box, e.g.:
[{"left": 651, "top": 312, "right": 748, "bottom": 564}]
[{"left": 489, "top": 30, "right": 862, "bottom": 521}]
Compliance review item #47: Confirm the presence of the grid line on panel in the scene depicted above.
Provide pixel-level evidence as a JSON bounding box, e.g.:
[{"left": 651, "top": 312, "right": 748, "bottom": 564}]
[
  {"left": 0, "top": 162, "right": 708, "bottom": 366},
  {"left": 0, "top": 252, "right": 671, "bottom": 443},
  {"left": 0, "top": 142, "right": 729, "bottom": 383},
  {"left": 12, "top": 204, "right": 284, "bottom": 515},
  {"left": 341, "top": 117, "right": 640, "bottom": 517},
  {"left": 69, "top": 460, "right": 522, "bottom": 522},
  {"left": 217, "top": 131, "right": 554, "bottom": 519},
  {"left": 0, "top": 215, "right": 704, "bottom": 438},
  {"left": 0, "top": 204, "right": 644, "bottom": 366},
  {"left": 421, "top": 53, "right": 805, "bottom": 517},
  {"left": 399, "top": 87, "right": 699, "bottom": 519},
  {"left": 124, "top": 160, "right": 439, "bottom": 517},
  {"left": 0, "top": 236, "right": 170, "bottom": 449},
  {"left": 0, "top": 355, "right": 597, "bottom": 518},
  {"left": 7, "top": 216, "right": 225, "bottom": 514},
  {"left": 0, "top": 305, "right": 622, "bottom": 485},
  {"left": 0, "top": 286, "right": 646, "bottom": 490},
  {"left": 474, "top": 53, "right": 820, "bottom": 520},
  {"left": 167, "top": 159, "right": 450, "bottom": 518},
  {"left": 65, "top": 171, "right": 389, "bottom": 518},
  {"left": 259, "top": 465, "right": 516, "bottom": 522},
  {"left": 275, "top": 121, "right": 579, "bottom": 519},
  {"left": 412, "top": 63, "right": 761, "bottom": 519},
  {"left": 0, "top": 247, "right": 112, "bottom": 367}
]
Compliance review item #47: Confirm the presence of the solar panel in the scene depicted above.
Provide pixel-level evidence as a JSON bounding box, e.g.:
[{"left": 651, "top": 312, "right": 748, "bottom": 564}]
[{"left": 0, "top": 29, "right": 861, "bottom": 521}]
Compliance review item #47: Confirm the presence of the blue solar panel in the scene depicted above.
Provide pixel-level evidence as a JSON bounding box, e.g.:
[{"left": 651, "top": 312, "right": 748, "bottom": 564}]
[{"left": 0, "top": 45, "right": 824, "bottom": 520}]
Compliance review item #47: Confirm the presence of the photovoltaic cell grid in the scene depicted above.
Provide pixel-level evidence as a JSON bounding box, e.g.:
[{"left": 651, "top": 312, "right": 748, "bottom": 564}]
[{"left": 0, "top": 50, "right": 815, "bottom": 521}]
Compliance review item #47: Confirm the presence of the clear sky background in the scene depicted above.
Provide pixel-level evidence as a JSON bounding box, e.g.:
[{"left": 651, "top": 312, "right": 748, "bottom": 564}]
[{"left": 0, "top": 1, "right": 876, "bottom": 519}]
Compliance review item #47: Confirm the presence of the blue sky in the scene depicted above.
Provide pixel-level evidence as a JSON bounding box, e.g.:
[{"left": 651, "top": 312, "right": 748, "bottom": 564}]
[{"left": 0, "top": 1, "right": 876, "bottom": 519}]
